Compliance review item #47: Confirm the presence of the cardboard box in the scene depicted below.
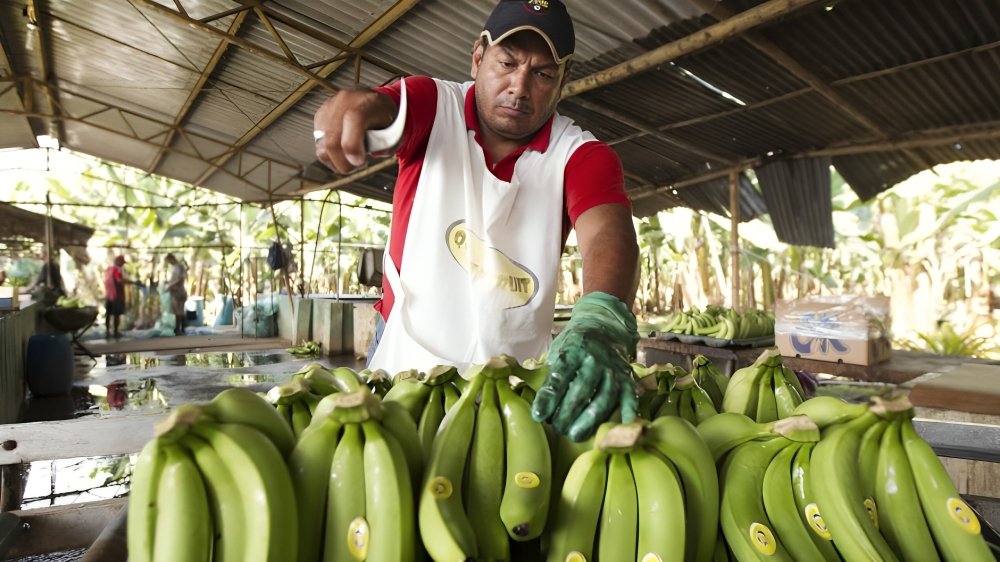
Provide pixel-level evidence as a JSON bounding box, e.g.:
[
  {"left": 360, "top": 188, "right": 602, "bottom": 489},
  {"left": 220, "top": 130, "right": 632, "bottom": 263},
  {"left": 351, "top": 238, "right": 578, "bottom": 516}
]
[{"left": 775, "top": 295, "right": 892, "bottom": 366}]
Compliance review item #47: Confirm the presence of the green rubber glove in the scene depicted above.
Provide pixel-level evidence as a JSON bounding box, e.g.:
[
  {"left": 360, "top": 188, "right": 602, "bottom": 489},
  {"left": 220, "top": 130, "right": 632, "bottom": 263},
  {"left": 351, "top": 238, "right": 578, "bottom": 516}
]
[{"left": 531, "top": 291, "right": 640, "bottom": 442}]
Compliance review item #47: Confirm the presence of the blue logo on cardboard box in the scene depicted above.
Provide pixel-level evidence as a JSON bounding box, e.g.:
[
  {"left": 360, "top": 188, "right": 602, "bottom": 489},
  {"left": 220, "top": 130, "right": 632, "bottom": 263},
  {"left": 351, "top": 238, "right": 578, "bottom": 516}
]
[{"left": 790, "top": 312, "right": 850, "bottom": 355}]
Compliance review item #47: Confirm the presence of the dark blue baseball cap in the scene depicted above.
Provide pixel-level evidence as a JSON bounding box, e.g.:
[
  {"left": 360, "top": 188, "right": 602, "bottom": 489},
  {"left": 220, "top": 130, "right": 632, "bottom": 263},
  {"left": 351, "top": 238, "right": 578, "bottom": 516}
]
[{"left": 481, "top": 0, "right": 575, "bottom": 65}]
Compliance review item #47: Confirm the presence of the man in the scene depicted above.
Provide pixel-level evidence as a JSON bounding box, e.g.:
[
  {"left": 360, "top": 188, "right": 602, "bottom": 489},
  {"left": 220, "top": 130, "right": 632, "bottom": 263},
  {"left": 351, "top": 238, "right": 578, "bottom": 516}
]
[
  {"left": 164, "top": 253, "right": 187, "bottom": 336},
  {"left": 104, "top": 255, "right": 131, "bottom": 338},
  {"left": 24, "top": 249, "right": 65, "bottom": 299},
  {"left": 313, "top": 0, "right": 639, "bottom": 442}
]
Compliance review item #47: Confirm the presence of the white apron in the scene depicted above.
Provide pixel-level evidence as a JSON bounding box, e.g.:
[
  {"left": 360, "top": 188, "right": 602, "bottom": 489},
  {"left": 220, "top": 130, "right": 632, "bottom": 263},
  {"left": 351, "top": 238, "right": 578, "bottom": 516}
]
[{"left": 369, "top": 79, "right": 595, "bottom": 374}]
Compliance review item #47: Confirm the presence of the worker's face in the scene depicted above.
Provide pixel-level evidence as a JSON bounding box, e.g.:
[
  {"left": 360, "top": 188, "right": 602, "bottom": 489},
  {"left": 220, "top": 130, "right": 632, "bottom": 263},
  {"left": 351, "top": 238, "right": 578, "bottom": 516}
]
[{"left": 471, "top": 31, "right": 565, "bottom": 143}]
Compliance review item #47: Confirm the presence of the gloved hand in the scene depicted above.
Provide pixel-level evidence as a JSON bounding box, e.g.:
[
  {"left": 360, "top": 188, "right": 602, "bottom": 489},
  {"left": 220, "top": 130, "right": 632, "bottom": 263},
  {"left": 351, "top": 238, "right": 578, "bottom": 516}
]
[{"left": 531, "top": 291, "right": 640, "bottom": 442}]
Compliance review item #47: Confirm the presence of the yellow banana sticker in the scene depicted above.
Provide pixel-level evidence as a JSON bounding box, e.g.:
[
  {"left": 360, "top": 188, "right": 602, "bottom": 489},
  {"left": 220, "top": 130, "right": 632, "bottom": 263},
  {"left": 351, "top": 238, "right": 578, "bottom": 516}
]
[
  {"left": 946, "top": 497, "right": 982, "bottom": 534},
  {"left": 446, "top": 221, "right": 537, "bottom": 308},
  {"left": 863, "top": 497, "right": 879, "bottom": 529},
  {"left": 749, "top": 522, "right": 777, "bottom": 555},
  {"left": 347, "top": 516, "right": 369, "bottom": 560},
  {"left": 804, "top": 503, "right": 832, "bottom": 540}
]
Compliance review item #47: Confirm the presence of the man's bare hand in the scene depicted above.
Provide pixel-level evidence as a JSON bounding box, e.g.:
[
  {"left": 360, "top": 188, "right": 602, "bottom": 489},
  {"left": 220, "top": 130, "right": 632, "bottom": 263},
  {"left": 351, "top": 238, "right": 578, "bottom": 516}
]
[{"left": 314, "top": 88, "right": 396, "bottom": 174}]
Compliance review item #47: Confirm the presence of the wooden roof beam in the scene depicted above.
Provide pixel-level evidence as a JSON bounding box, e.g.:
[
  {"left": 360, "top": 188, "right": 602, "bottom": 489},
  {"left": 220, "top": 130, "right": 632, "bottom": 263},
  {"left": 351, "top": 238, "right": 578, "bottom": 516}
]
[
  {"left": 26, "top": 0, "right": 64, "bottom": 144},
  {"left": 561, "top": 0, "right": 823, "bottom": 98},
  {"left": 685, "top": 0, "right": 935, "bottom": 176},
  {"left": 192, "top": 0, "right": 420, "bottom": 191},
  {"left": 147, "top": 8, "right": 251, "bottom": 172},
  {"left": 631, "top": 122, "right": 1000, "bottom": 200}
]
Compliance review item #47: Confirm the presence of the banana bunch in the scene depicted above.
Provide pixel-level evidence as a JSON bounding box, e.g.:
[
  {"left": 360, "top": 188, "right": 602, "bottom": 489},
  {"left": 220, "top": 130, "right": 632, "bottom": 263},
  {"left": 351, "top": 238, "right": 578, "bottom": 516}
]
[
  {"left": 361, "top": 368, "right": 393, "bottom": 397},
  {"left": 286, "top": 340, "right": 321, "bottom": 356},
  {"left": 721, "top": 348, "right": 807, "bottom": 422},
  {"left": 717, "top": 414, "right": 824, "bottom": 562},
  {"left": 127, "top": 388, "right": 299, "bottom": 562},
  {"left": 289, "top": 388, "right": 423, "bottom": 562},
  {"left": 294, "top": 362, "right": 368, "bottom": 395},
  {"left": 265, "top": 377, "right": 324, "bottom": 439},
  {"left": 264, "top": 363, "right": 370, "bottom": 438},
  {"left": 689, "top": 354, "right": 728, "bottom": 409},
  {"left": 655, "top": 306, "right": 775, "bottom": 340},
  {"left": 418, "top": 356, "right": 553, "bottom": 562},
  {"left": 656, "top": 374, "right": 719, "bottom": 425},
  {"left": 632, "top": 362, "right": 684, "bottom": 417},
  {"left": 382, "top": 364, "right": 465, "bottom": 458},
  {"left": 792, "top": 395, "right": 994, "bottom": 562},
  {"left": 546, "top": 417, "right": 720, "bottom": 562},
  {"left": 56, "top": 295, "right": 85, "bottom": 308}
]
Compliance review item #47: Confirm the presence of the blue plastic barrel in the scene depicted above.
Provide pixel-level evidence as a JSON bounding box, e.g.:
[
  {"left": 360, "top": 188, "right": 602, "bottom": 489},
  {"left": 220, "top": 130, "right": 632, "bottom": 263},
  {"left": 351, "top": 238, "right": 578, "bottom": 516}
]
[{"left": 25, "top": 334, "right": 75, "bottom": 397}]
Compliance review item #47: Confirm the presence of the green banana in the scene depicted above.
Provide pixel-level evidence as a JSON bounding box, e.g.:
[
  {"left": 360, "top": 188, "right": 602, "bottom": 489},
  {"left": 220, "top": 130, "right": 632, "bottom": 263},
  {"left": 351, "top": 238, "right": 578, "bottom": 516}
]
[
  {"left": 789, "top": 443, "right": 841, "bottom": 560},
  {"left": 418, "top": 375, "right": 485, "bottom": 562},
  {"left": 857, "top": 418, "right": 889, "bottom": 518},
  {"left": 599, "top": 452, "right": 638, "bottom": 562},
  {"left": 691, "top": 354, "right": 726, "bottom": 410},
  {"left": 289, "top": 413, "right": 343, "bottom": 562},
  {"left": 631, "top": 446, "right": 686, "bottom": 561},
  {"left": 544, "top": 448, "right": 608, "bottom": 562},
  {"left": 754, "top": 366, "right": 778, "bottom": 423},
  {"left": 791, "top": 396, "right": 869, "bottom": 429},
  {"left": 361, "top": 420, "right": 417, "bottom": 562},
  {"left": 770, "top": 365, "right": 801, "bottom": 419},
  {"left": 325, "top": 423, "right": 368, "bottom": 562},
  {"left": 290, "top": 400, "right": 313, "bottom": 439},
  {"left": 901, "top": 418, "right": 993, "bottom": 561},
  {"left": 178, "top": 433, "right": 247, "bottom": 562},
  {"left": 780, "top": 366, "right": 808, "bottom": 402},
  {"left": 379, "top": 399, "right": 425, "bottom": 492},
  {"left": 190, "top": 422, "right": 299, "bottom": 562},
  {"left": 418, "top": 385, "right": 447, "bottom": 461},
  {"left": 875, "top": 419, "right": 940, "bottom": 562},
  {"left": 646, "top": 416, "right": 719, "bottom": 562},
  {"left": 721, "top": 363, "right": 764, "bottom": 419},
  {"left": 127, "top": 437, "right": 167, "bottom": 562},
  {"left": 152, "top": 443, "right": 212, "bottom": 562},
  {"left": 762, "top": 441, "right": 838, "bottom": 562},
  {"left": 696, "top": 412, "right": 777, "bottom": 462},
  {"left": 497, "top": 379, "right": 552, "bottom": 541},
  {"left": 689, "top": 381, "right": 719, "bottom": 425},
  {"left": 465, "top": 379, "right": 511, "bottom": 560},
  {"left": 442, "top": 382, "right": 462, "bottom": 412},
  {"left": 383, "top": 378, "right": 433, "bottom": 422},
  {"left": 678, "top": 383, "right": 698, "bottom": 425},
  {"left": 719, "top": 437, "right": 795, "bottom": 562},
  {"left": 809, "top": 412, "right": 899, "bottom": 561},
  {"left": 200, "top": 388, "right": 296, "bottom": 457}
]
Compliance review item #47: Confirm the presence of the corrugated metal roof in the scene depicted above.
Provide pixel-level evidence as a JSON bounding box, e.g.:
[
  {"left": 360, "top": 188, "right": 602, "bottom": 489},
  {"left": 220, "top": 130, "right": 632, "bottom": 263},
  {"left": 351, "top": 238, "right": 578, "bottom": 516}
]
[{"left": 1, "top": 0, "right": 998, "bottom": 247}]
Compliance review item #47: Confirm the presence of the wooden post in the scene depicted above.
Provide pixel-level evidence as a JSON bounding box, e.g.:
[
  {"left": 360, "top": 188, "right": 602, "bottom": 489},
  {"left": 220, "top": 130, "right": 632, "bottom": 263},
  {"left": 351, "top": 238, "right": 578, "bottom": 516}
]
[{"left": 729, "top": 171, "right": 741, "bottom": 311}]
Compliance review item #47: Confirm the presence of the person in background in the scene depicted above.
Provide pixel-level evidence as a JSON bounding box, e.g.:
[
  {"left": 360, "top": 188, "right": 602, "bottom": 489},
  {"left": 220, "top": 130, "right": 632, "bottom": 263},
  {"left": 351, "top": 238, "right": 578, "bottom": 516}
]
[
  {"left": 103, "top": 255, "right": 132, "bottom": 338},
  {"left": 313, "top": 0, "right": 640, "bottom": 442},
  {"left": 24, "top": 249, "right": 65, "bottom": 300},
  {"left": 164, "top": 253, "right": 187, "bottom": 336}
]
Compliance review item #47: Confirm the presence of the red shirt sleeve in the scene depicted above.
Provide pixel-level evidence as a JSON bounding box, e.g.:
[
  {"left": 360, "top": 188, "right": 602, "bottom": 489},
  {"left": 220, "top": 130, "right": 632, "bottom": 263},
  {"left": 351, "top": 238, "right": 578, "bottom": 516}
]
[
  {"left": 371, "top": 76, "right": 439, "bottom": 320},
  {"left": 565, "top": 140, "right": 630, "bottom": 226}
]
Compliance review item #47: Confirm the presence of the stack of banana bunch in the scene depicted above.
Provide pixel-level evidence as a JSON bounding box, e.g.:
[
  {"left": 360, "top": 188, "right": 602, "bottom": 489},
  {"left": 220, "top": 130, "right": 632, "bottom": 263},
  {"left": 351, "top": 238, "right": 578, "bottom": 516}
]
[
  {"left": 721, "top": 348, "right": 807, "bottom": 423},
  {"left": 417, "top": 356, "right": 553, "bottom": 562},
  {"left": 127, "top": 388, "right": 300, "bottom": 562},
  {"left": 655, "top": 306, "right": 775, "bottom": 340},
  {"left": 634, "top": 362, "right": 720, "bottom": 425},
  {"left": 546, "top": 416, "right": 720, "bottom": 562},
  {"left": 264, "top": 362, "right": 369, "bottom": 438},
  {"left": 781, "top": 394, "right": 995, "bottom": 562},
  {"left": 288, "top": 387, "right": 423, "bottom": 562},
  {"left": 381, "top": 364, "right": 466, "bottom": 458}
]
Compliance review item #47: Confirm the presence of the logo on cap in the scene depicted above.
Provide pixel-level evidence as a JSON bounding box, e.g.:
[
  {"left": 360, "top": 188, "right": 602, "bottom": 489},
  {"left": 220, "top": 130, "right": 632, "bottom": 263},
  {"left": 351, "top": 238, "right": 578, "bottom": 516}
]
[{"left": 526, "top": 0, "right": 549, "bottom": 13}]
